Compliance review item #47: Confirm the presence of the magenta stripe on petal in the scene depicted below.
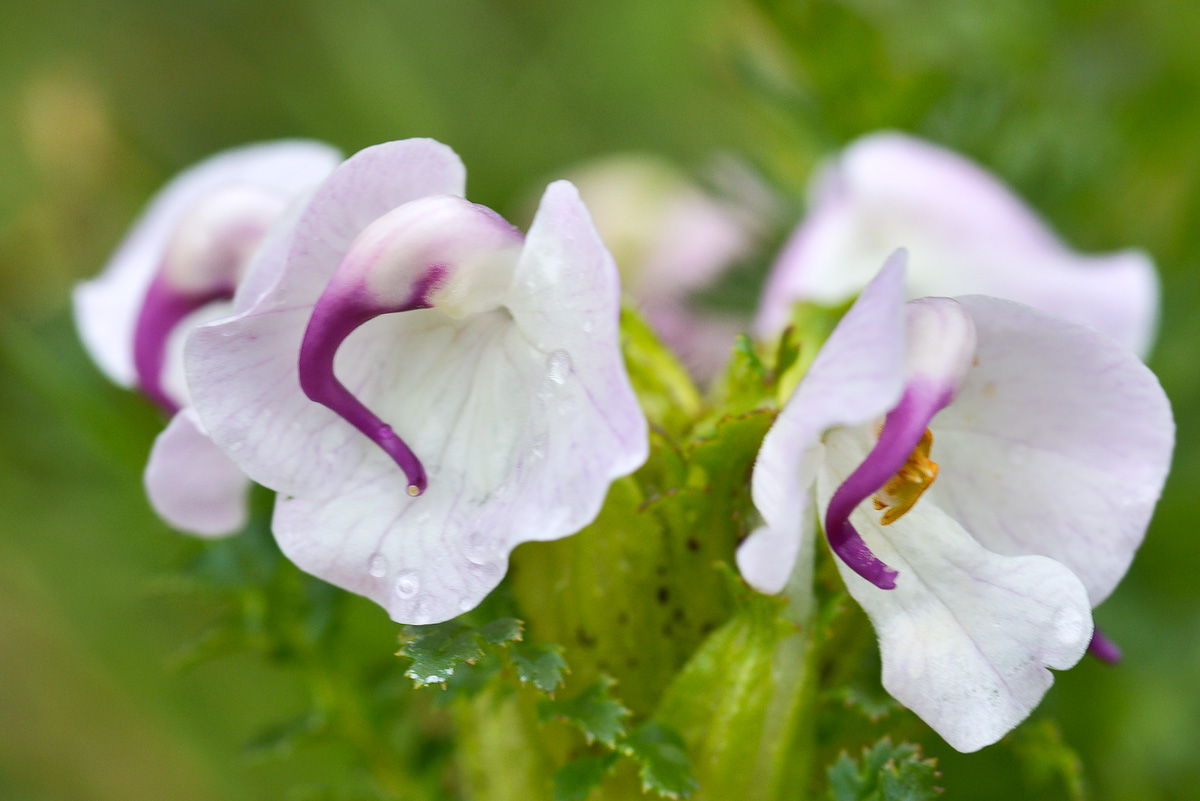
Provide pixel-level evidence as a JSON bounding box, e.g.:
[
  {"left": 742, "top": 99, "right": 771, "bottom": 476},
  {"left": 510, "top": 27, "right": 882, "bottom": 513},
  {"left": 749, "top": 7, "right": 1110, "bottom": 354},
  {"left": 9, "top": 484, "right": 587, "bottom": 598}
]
[
  {"left": 824, "top": 379, "right": 954, "bottom": 589},
  {"left": 298, "top": 266, "right": 447, "bottom": 495},
  {"left": 134, "top": 274, "right": 232, "bottom": 415}
]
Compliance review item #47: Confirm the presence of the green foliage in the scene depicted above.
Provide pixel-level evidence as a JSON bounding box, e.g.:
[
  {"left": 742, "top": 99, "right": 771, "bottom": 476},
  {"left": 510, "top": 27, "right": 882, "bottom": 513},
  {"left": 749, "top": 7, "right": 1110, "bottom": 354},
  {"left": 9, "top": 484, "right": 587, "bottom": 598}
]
[
  {"left": 1006, "top": 719, "right": 1087, "bottom": 801},
  {"left": 655, "top": 589, "right": 811, "bottom": 801},
  {"left": 619, "top": 721, "right": 700, "bottom": 799},
  {"left": 398, "top": 617, "right": 523, "bottom": 687},
  {"left": 240, "top": 711, "right": 326, "bottom": 761},
  {"left": 511, "top": 642, "right": 571, "bottom": 694},
  {"left": 553, "top": 753, "right": 620, "bottom": 801},
  {"left": 539, "top": 677, "right": 632, "bottom": 748},
  {"left": 827, "top": 739, "right": 941, "bottom": 801}
]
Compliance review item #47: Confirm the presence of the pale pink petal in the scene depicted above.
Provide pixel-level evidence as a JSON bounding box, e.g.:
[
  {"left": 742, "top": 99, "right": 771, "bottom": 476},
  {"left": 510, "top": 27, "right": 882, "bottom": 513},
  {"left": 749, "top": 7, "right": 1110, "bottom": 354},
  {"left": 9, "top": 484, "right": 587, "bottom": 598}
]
[
  {"left": 738, "top": 251, "right": 909, "bottom": 593},
  {"left": 144, "top": 409, "right": 249, "bottom": 536},
  {"left": 929, "top": 295, "right": 1174, "bottom": 605},
  {"left": 505, "top": 180, "right": 649, "bottom": 485},
  {"left": 270, "top": 139, "right": 467, "bottom": 310},
  {"left": 189, "top": 155, "right": 646, "bottom": 624},
  {"left": 73, "top": 140, "right": 343, "bottom": 386},
  {"left": 756, "top": 132, "right": 1159, "bottom": 356},
  {"left": 187, "top": 139, "right": 468, "bottom": 498},
  {"left": 816, "top": 430, "right": 1092, "bottom": 752}
]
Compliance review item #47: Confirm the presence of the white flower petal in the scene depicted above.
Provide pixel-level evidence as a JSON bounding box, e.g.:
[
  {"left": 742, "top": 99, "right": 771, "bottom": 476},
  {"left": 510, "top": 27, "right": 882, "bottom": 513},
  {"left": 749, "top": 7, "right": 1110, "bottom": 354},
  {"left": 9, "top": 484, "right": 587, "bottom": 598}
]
[
  {"left": 929, "top": 295, "right": 1174, "bottom": 605},
  {"left": 756, "top": 132, "right": 1159, "bottom": 356},
  {"left": 188, "top": 139, "right": 470, "bottom": 498},
  {"left": 739, "top": 251, "right": 909, "bottom": 593},
  {"left": 189, "top": 152, "right": 646, "bottom": 623},
  {"left": 818, "top": 426, "right": 1093, "bottom": 753},
  {"left": 73, "top": 140, "right": 342, "bottom": 386},
  {"left": 270, "top": 138, "right": 467, "bottom": 310},
  {"left": 507, "top": 180, "right": 649, "bottom": 483},
  {"left": 144, "top": 409, "right": 249, "bottom": 536}
]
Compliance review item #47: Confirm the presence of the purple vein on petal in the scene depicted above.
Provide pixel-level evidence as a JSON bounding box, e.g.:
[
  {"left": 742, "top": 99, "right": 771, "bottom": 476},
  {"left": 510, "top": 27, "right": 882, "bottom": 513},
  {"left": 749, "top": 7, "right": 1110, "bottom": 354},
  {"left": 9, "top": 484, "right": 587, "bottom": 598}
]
[
  {"left": 298, "top": 265, "right": 448, "bottom": 496},
  {"left": 824, "top": 379, "right": 953, "bottom": 589},
  {"left": 134, "top": 273, "right": 232, "bottom": 415}
]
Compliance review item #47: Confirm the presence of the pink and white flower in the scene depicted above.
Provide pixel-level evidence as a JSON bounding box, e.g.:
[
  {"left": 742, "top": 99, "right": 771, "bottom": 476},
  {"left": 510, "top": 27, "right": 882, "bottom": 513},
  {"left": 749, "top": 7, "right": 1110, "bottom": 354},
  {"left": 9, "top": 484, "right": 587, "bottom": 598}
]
[
  {"left": 739, "top": 253, "right": 1173, "bottom": 751},
  {"left": 73, "top": 141, "right": 341, "bottom": 535},
  {"left": 186, "top": 139, "right": 648, "bottom": 624},
  {"left": 756, "top": 132, "right": 1158, "bottom": 357}
]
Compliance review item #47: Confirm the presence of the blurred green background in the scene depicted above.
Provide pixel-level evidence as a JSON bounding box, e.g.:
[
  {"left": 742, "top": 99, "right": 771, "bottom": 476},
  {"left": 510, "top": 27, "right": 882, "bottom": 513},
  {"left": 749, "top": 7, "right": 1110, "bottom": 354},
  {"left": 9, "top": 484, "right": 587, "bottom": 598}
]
[{"left": 1, "top": 0, "right": 1198, "bottom": 799}]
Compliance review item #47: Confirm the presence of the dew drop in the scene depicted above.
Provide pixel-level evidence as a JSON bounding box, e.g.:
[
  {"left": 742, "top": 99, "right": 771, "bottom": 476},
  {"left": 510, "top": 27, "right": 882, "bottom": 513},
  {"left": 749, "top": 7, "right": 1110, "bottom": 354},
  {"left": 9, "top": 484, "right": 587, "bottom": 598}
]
[
  {"left": 458, "top": 597, "right": 474, "bottom": 612},
  {"left": 415, "top": 511, "right": 431, "bottom": 524},
  {"left": 464, "top": 531, "right": 497, "bottom": 565},
  {"left": 368, "top": 554, "right": 388, "bottom": 578},
  {"left": 582, "top": 320, "right": 593, "bottom": 334},
  {"left": 229, "top": 441, "right": 243, "bottom": 452},
  {"left": 546, "top": 349, "right": 572, "bottom": 384},
  {"left": 394, "top": 571, "right": 420, "bottom": 599}
]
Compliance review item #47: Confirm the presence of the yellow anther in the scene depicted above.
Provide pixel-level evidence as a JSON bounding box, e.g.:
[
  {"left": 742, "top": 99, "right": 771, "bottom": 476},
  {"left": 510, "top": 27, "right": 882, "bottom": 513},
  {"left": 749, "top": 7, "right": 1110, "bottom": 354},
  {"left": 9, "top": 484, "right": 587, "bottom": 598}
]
[{"left": 872, "top": 428, "right": 939, "bottom": 525}]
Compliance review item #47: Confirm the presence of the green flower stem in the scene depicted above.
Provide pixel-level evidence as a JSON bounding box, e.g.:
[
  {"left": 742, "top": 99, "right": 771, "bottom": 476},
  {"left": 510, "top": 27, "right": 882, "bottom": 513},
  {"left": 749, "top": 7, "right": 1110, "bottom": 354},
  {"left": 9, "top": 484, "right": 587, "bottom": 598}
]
[
  {"left": 453, "top": 683, "right": 558, "bottom": 801},
  {"left": 654, "top": 587, "right": 819, "bottom": 801}
]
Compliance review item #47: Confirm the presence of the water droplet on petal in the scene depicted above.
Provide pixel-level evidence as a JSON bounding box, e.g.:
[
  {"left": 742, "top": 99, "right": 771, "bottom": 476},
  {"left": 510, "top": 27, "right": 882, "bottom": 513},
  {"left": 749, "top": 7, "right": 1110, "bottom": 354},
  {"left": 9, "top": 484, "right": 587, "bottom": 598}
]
[
  {"left": 415, "top": 511, "right": 431, "bottom": 524},
  {"left": 546, "top": 349, "right": 572, "bottom": 384},
  {"left": 464, "top": 531, "right": 498, "bottom": 565},
  {"left": 458, "top": 597, "right": 474, "bottom": 612},
  {"left": 368, "top": 554, "right": 388, "bottom": 578},
  {"left": 582, "top": 320, "right": 593, "bottom": 334},
  {"left": 394, "top": 571, "right": 420, "bottom": 599}
]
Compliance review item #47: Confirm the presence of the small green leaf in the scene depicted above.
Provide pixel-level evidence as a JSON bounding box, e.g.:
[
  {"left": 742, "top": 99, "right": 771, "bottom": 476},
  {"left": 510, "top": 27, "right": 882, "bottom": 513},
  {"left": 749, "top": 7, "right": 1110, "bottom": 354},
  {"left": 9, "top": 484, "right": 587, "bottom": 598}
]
[
  {"left": 538, "top": 677, "right": 631, "bottom": 747},
  {"left": 476, "top": 617, "right": 525, "bottom": 646},
  {"left": 828, "top": 738, "right": 940, "bottom": 801},
  {"left": 733, "top": 334, "right": 767, "bottom": 379},
  {"left": 620, "top": 721, "right": 699, "bottom": 799},
  {"left": 510, "top": 641, "right": 569, "bottom": 693},
  {"left": 879, "top": 754, "right": 941, "bottom": 801},
  {"left": 553, "top": 752, "right": 620, "bottom": 801},
  {"left": 434, "top": 656, "right": 504, "bottom": 705},
  {"left": 398, "top": 618, "right": 524, "bottom": 687},
  {"left": 773, "top": 324, "right": 801, "bottom": 379}
]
